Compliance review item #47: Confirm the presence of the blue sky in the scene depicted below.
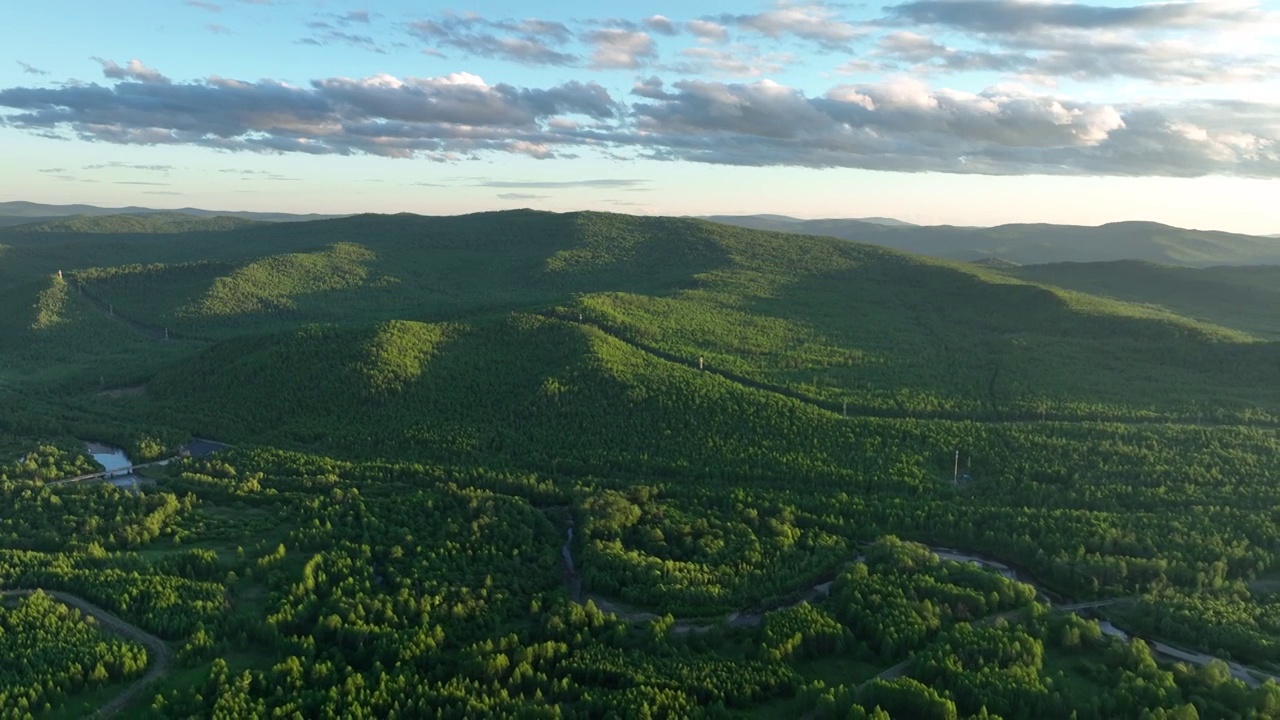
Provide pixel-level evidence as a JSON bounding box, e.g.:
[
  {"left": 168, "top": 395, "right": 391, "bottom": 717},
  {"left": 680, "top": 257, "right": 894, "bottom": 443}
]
[{"left": 2, "top": 0, "right": 1278, "bottom": 232}]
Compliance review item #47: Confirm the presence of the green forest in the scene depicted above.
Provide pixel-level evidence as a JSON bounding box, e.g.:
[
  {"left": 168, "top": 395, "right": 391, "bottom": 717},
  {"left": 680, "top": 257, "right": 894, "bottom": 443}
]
[{"left": 1, "top": 210, "right": 1279, "bottom": 718}]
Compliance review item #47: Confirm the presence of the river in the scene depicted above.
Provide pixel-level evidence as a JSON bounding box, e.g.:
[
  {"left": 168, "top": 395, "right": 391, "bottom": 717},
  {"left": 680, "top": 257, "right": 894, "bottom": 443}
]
[{"left": 85, "top": 442, "right": 142, "bottom": 493}]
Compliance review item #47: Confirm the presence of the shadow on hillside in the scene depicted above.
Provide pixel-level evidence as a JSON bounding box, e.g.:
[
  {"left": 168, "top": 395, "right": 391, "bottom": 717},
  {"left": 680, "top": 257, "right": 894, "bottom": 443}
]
[
  {"left": 748, "top": 252, "right": 1280, "bottom": 419},
  {"left": 63, "top": 212, "right": 737, "bottom": 339}
]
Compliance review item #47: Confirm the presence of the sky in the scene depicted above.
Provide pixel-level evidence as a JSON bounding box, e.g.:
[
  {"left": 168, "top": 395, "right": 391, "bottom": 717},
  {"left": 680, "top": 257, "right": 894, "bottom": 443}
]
[{"left": 1, "top": 0, "right": 1278, "bottom": 233}]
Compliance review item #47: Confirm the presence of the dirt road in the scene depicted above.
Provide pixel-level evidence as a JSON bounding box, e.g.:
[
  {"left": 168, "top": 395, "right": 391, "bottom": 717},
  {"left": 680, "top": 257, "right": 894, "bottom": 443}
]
[{"left": 0, "top": 589, "right": 172, "bottom": 718}]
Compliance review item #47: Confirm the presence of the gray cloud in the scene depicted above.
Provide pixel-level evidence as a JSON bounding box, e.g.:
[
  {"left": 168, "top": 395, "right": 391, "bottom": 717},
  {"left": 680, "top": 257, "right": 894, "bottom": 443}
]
[
  {"left": 873, "top": 30, "right": 1280, "bottom": 84},
  {"left": 643, "top": 15, "right": 680, "bottom": 35},
  {"left": 883, "top": 0, "right": 1267, "bottom": 34},
  {"left": 620, "top": 77, "right": 1280, "bottom": 177},
  {"left": 478, "top": 179, "right": 649, "bottom": 189},
  {"left": 94, "top": 58, "right": 170, "bottom": 84},
  {"left": 115, "top": 181, "right": 170, "bottom": 186},
  {"left": 206, "top": 24, "right": 233, "bottom": 35},
  {"left": 407, "top": 15, "right": 577, "bottom": 66},
  {"left": 497, "top": 192, "right": 550, "bottom": 200},
  {"left": 299, "top": 29, "right": 385, "bottom": 53},
  {"left": 185, "top": 1, "right": 221, "bottom": 12},
  {"left": 717, "top": 2, "right": 863, "bottom": 50},
  {"left": 4, "top": 69, "right": 1277, "bottom": 177},
  {"left": 0, "top": 72, "right": 618, "bottom": 160},
  {"left": 342, "top": 11, "right": 371, "bottom": 25},
  {"left": 17, "top": 61, "right": 50, "bottom": 76},
  {"left": 83, "top": 162, "right": 176, "bottom": 171},
  {"left": 687, "top": 19, "right": 730, "bottom": 42},
  {"left": 584, "top": 29, "right": 657, "bottom": 69},
  {"left": 668, "top": 45, "right": 801, "bottom": 77}
]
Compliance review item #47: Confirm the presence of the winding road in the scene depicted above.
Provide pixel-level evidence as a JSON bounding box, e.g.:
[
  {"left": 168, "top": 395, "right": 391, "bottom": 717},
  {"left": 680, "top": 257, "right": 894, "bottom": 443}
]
[
  {"left": 0, "top": 589, "right": 172, "bottom": 718},
  {"left": 562, "top": 535, "right": 1277, "bottom": 689}
]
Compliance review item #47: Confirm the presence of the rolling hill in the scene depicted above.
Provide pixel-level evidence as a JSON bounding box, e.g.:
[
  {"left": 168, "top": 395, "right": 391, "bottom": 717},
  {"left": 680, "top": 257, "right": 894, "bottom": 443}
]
[
  {"left": 0, "top": 200, "right": 344, "bottom": 223},
  {"left": 5, "top": 208, "right": 1280, "bottom": 719},
  {"left": 706, "top": 215, "right": 1280, "bottom": 267},
  {"left": 5, "top": 209, "right": 1274, "bottom": 426},
  {"left": 1006, "top": 261, "right": 1280, "bottom": 340}
]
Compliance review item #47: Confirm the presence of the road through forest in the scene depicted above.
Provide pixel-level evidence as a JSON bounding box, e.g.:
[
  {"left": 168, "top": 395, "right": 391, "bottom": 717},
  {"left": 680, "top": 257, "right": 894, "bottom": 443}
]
[{"left": 0, "top": 589, "right": 172, "bottom": 718}]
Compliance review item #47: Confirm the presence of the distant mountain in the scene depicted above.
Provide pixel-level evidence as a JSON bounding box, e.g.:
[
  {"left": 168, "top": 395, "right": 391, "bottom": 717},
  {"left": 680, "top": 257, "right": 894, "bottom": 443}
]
[
  {"left": 702, "top": 214, "right": 917, "bottom": 229},
  {"left": 1009, "top": 260, "right": 1280, "bottom": 340},
  {"left": 706, "top": 216, "right": 1280, "bottom": 267},
  {"left": 0, "top": 201, "right": 344, "bottom": 223},
  {"left": 4, "top": 213, "right": 258, "bottom": 234}
]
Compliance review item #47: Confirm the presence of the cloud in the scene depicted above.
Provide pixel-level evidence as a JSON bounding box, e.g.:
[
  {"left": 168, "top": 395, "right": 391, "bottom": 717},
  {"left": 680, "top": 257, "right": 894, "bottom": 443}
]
[
  {"left": 114, "top": 181, "right": 170, "bottom": 186},
  {"left": 4, "top": 68, "right": 1276, "bottom": 178},
  {"left": 669, "top": 46, "right": 801, "bottom": 77},
  {"left": 83, "top": 162, "right": 176, "bottom": 171},
  {"left": 643, "top": 15, "right": 679, "bottom": 35},
  {"left": 477, "top": 179, "right": 649, "bottom": 189},
  {"left": 497, "top": 192, "right": 550, "bottom": 199},
  {"left": 717, "top": 2, "right": 863, "bottom": 50},
  {"left": 17, "top": 61, "right": 50, "bottom": 76},
  {"left": 0, "top": 72, "right": 619, "bottom": 160},
  {"left": 622, "top": 77, "right": 1280, "bottom": 177},
  {"left": 687, "top": 20, "right": 730, "bottom": 42},
  {"left": 206, "top": 24, "right": 234, "bottom": 35},
  {"left": 300, "top": 29, "right": 385, "bottom": 53},
  {"left": 94, "top": 58, "right": 170, "bottom": 84},
  {"left": 584, "top": 29, "right": 657, "bottom": 69},
  {"left": 882, "top": 0, "right": 1269, "bottom": 34},
  {"left": 185, "top": 0, "right": 221, "bottom": 12},
  {"left": 342, "top": 10, "right": 371, "bottom": 25},
  {"left": 407, "top": 14, "right": 577, "bottom": 66},
  {"left": 873, "top": 30, "right": 1280, "bottom": 84}
]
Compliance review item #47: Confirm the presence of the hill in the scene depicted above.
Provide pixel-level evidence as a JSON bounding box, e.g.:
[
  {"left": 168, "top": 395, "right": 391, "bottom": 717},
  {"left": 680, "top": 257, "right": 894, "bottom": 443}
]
[
  {"left": 10, "top": 210, "right": 1268, "bottom": 424},
  {"left": 706, "top": 216, "right": 1280, "bottom": 267},
  {"left": 703, "top": 214, "right": 917, "bottom": 228},
  {"left": 4, "top": 209, "right": 1280, "bottom": 718},
  {"left": 0, "top": 200, "right": 344, "bottom": 223},
  {"left": 1006, "top": 261, "right": 1280, "bottom": 340},
  {"left": 5, "top": 213, "right": 260, "bottom": 234}
]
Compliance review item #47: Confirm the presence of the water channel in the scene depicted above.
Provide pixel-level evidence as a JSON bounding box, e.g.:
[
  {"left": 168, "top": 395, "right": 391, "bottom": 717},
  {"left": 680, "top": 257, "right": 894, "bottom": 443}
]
[{"left": 84, "top": 442, "right": 143, "bottom": 492}]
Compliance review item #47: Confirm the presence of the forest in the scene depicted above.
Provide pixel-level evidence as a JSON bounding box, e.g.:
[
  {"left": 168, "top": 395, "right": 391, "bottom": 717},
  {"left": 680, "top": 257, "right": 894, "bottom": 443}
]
[{"left": 0, "top": 210, "right": 1278, "bottom": 717}]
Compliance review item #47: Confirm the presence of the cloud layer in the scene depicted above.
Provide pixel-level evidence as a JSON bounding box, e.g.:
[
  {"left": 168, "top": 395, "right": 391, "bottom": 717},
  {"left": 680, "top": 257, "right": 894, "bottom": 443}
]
[{"left": 1, "top": 68, "right": 1276, "bottom": 177}]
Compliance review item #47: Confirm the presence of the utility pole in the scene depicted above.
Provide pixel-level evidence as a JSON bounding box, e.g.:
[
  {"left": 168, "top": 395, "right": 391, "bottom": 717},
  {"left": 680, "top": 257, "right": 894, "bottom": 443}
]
[
  {"left": 954, "top": 450, "right": 959, "bottom": 484},
  {"left": 842, "top": 400, "right": 848, "bottom": 418}
]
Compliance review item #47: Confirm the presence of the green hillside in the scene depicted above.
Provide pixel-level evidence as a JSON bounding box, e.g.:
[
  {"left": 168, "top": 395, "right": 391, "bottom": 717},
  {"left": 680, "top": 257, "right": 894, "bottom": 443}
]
[
  {"left": 13, "top": 210, "right": 1269, "bottom": 422},
  {"left": 707, "top": 215, "right": 1280, "bottom": 267},
  {"left": 4, "top": 210, "right": 1280, "bottom": 718},
  {"left": 1009, "top": 261, "right": 1280, "bottom": 340},
  {"left": 5, "top": 213, "right": 259, "bottom": 235}
]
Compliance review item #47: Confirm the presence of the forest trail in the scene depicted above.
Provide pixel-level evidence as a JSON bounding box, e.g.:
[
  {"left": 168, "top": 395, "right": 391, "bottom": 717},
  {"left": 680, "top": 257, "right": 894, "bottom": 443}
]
[
  {"left": 549, "top": 312, "right": 1280, "bottom": 430},
  {"left": 0, "top": 589, "right": 172, "bottom": 718}
]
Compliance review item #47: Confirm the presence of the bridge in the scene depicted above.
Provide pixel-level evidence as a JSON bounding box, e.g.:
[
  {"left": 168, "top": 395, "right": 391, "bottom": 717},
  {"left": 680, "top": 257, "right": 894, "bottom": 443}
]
[
  {"left": 47, "top": 458, "right": 176, "bottom": 487},
  {"left": 47, "top": 438, "right": 231, "bottom": 488}
]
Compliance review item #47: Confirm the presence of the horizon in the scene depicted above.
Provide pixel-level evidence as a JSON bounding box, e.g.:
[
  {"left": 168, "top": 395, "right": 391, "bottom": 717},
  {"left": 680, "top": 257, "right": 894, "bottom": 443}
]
[
  {"left": 3, "top": 0, "right": 1279, "bottom": 234},
  {"left": 8, "top": 198, "right": 1280, "bottom": 236}
]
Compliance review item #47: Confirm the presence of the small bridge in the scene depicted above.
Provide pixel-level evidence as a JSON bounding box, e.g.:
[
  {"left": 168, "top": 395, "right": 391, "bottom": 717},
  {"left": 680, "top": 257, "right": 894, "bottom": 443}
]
[
  {"left": 48, "top": 438, "right": 232, "bottom": 488},
  {"left": 47, "top": 459, "right": 175, "bottom": 487}
]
